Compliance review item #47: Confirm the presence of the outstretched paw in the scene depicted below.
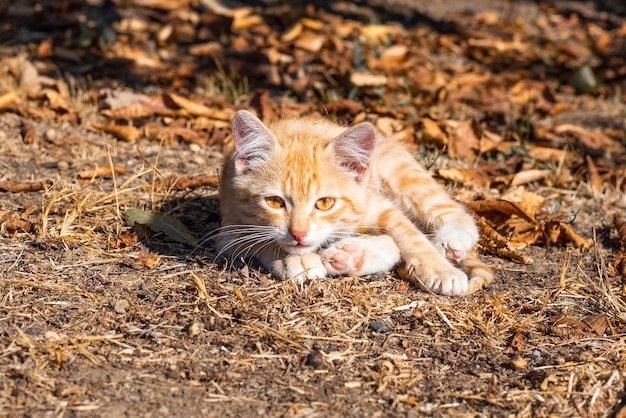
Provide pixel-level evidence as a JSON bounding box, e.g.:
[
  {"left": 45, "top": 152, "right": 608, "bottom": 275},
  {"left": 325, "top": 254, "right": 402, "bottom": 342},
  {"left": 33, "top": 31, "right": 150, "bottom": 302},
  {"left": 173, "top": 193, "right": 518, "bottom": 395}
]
[
  {"left": 402, "top": 258, "right": 469, "bottom": 296},
  {"left": 322, "top": 242, "right": 365, "bottom": 275},
  {"left": 435, "top": 224, "right": 478, "bottom": 262}
]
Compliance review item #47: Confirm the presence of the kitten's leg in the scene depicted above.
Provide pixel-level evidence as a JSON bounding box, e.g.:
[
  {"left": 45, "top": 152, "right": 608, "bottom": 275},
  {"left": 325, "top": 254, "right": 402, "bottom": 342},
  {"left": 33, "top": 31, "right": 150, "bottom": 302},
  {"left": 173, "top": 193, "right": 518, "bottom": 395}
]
[
  {"left": 374, "top": 144, "right": 478, "bottom": 261},
  {"left": 369, "top": 197, "right": 470, "bottom": 296},
  {"left": 321, "top": 235, "right": 401, "bottom": 276}
]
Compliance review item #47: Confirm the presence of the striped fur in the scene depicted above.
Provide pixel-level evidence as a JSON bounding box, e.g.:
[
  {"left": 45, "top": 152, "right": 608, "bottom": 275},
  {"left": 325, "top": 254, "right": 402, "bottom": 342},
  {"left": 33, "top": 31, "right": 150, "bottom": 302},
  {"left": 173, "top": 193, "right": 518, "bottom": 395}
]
[{"left": 216, "top": 111, "right": 493, "bottom": 296}]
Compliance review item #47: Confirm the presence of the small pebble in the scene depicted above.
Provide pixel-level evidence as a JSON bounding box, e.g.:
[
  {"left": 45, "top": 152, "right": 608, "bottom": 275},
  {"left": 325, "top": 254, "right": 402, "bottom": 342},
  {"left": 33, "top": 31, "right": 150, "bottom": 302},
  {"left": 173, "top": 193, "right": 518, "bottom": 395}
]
[
  {"left": 113, "top": 299, "right": 130, "bottom": 314},
  {"left": 45, "top": 128, "right": 57, "bottom": 142},
  {"left": 57, "top": 161, "right": 69, "bottom": 171},
  {"left": 186, "top": 321, "right": 202, "bottom": 337},
  {"left": 305, "top": 348, "right": 326, "bottom": 369},
  {"left": 510, "top": 356, "right": 527, "bottom": 370},
  {"left": 369, "top": 320, "right": 392, "bottom": 333}
]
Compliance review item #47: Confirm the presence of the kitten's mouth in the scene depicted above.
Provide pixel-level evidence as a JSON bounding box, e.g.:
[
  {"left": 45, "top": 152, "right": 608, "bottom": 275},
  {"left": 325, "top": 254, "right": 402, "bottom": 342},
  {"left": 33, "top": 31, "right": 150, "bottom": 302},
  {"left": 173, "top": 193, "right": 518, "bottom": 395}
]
[{"left": 285, "top": 242, "right": 315, "bottom": 254}]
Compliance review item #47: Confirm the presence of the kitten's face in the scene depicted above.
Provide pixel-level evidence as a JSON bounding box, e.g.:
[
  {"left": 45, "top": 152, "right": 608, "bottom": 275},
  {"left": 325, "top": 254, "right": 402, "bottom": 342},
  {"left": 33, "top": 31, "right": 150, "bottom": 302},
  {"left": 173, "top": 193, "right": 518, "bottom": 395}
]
[{"left": 221, "top": 111, "right": 376, "bottom": 255}]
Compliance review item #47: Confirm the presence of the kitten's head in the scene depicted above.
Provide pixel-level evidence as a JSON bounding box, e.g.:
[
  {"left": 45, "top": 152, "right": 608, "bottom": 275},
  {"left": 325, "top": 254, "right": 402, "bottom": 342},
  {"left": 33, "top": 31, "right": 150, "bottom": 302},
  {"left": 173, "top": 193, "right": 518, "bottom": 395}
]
[{"left": 221, "top": 110, "right": 376, "bottom": 255}]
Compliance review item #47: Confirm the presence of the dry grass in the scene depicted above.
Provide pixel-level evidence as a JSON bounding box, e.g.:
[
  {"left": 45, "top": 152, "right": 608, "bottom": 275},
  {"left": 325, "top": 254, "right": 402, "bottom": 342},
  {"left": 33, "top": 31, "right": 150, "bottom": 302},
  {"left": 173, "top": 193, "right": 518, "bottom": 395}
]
[
  {"left": 1, "top": 1, "right": 626, "bottom": 416},
  {"left": 1, "top": 148, "right": 625, "bottom": 416}
]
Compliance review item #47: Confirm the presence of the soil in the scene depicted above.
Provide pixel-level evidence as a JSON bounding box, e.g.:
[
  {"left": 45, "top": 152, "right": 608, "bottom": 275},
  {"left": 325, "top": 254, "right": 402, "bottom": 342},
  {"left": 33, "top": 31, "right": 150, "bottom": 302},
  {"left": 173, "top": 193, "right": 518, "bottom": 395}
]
[{"left": 1, "top": 1, "right": 626, "bottom": 417}]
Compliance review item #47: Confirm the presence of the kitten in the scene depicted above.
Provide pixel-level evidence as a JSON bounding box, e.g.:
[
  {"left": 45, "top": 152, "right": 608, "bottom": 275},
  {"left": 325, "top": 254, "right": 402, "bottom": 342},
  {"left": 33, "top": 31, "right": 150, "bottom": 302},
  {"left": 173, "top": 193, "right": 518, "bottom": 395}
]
[{"left": 216, "top": 110, "right": 493, "bottom": 296}]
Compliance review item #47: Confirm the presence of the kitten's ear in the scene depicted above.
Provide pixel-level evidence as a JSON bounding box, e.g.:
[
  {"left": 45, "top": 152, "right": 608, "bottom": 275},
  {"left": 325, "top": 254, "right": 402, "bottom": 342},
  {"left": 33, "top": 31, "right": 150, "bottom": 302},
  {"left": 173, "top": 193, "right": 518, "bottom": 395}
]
[
  {"left": 231, "top": 110, "right": 278, "bottom": 174},
  {"left": 330, "top": 122, "right": 376, "bottom": 181}
]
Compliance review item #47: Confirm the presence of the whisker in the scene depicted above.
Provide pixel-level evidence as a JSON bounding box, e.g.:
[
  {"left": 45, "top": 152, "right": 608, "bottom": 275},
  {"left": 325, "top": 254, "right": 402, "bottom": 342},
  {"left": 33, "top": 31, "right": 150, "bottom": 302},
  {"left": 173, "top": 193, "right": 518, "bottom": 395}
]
[{"left": 215, "top": 233, "right": 273, "bottom": 260}]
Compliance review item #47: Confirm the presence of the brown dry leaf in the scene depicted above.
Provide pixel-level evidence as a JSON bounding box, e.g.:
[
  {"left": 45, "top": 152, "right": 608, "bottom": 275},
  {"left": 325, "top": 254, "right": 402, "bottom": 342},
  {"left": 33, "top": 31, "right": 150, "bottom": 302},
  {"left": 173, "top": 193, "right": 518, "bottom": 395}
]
[
  {"left": 20, "top": 122, "right": 36, "bottom": 145},
  {"left": 102, "top": 101, "right": 158, "bottom": 119},
  {"left": 107, "top": 44, "right": 161, "bottom": 68},
  {"left": 509, "top": 228, "right": 543, "bottom": 249},
  {"left": 116, "top": 231, "right": 139, "bottom": 248},
  {"left": 504, "top": 328, "right": 528, "bottom": 353},
  {"left": 507, "top": 79, "right": 542, "bottom": 105},
  {"left": 0, "top": 90, "right": 19, "bottom": 110},
  {"left": 369, "top": 44, "right": 408, "bottom": 70},
  {"left": 546, "top": 221, "right": 590, "bottom": 249},
  {"left": 539, "top": 313, "right": 607, "bottom": 339},
  {"left": 479, "top": 130, "right": 503, "bottom": 154},
  {"left": 158, "top": 175, "right": 219, "bottom": 190},
  {"left": 508, "top": 169, "right": 552, "bottom": 187},
  {"left": 555, "top": 124, "right": 622, "bottom": 157},
  {"left": 164, "top": 93, "right": 233, "bottom": 120},
  {"left": 137, "top": 246, "right": 160, "bottom": 269},
  {"left": 42, "top": 88, "right": 70, "bottom": 111},
  {"left": 585, "top": 155, "right": 602, "bottom": 197},
  {"left": 471, "top": 199, "right": 537, "bottom": 225},
  {"left": 478, "top": 218, "right": 534, "bottom": 263},
  {"left": 1, "top": 211, "right": 34, "bottom": 234},
  {"left": 0, "top": 180, "right": 52, "bottom": 192},
  {"left": 77, "top": 166, "right": 126, "bottom": 180},
  {"left": 442, "top": 119, "right": 480, "bottom": 161},
  {"left": 525, "top": 145, "right": 569, "bottom": 164},
  {"left": 281, "top": 21, "right": 303, "bottom": 42},
  {"left": 19, "top": 59, "right": 41, "bottom": 98},
  {"left": 501, "top": 187, "right": 545, "bottom": 220},
  {"left": 231, "top": 8, "right": 263, "bottom": 30},
  {"left": 92, "top": 123, "right": 141, "bottom": 141},
  {"left": 321, "top": 99, "right": 364, "bottom": 117},
  {"left": 101, "top": 88, "right": 150, "bottom": 110},
  {"left": 417, "top": 117, "right": 447, "bottom": 147},
  {"left": 359, "top": 24, "right": 404, "bottom": 43},
  {"left": 295, "top": 31, "right": 326, "bottom": 53},
  {"left": 142, "top": 123, "right": 202, "bottom": 145},
  {"left": 438, "top": 167, "right": 492, "bottom": 188},
  {"left": 375, "top": 117, "right": 401, "bottom": 137},
  {"left": 350, "top": 72, "right": 388, "bottom": 87}
]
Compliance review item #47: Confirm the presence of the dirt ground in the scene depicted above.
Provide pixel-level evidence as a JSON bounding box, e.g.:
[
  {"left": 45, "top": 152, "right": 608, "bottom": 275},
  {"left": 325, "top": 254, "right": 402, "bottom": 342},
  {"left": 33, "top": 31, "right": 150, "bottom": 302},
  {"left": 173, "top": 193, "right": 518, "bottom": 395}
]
[{"left": 1, "top": 1, "right": 626, "bottom": 417}]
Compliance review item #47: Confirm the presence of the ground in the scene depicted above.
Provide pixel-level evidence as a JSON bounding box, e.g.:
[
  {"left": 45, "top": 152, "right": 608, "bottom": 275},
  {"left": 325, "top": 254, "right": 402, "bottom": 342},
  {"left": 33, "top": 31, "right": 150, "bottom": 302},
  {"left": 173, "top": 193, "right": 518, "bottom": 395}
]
[{"left": 1, "top": 0, "right": 626, "bottom": 417}]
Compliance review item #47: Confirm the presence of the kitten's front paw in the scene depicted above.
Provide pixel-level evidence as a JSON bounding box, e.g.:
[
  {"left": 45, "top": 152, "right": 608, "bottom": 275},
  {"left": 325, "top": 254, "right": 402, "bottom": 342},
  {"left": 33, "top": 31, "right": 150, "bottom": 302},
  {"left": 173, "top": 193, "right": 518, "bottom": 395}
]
[
  {"left": 435, "top": 224, "right": 478, "bottom": 262},
  {"left": 403, "top": 258, "right": 469, "bottom": 296},
  {"left": 274, "top": 254, "right": 327, "bottom": 284},
  {"left": 322, "top": 242, "right": 365, "bottom": 276}
]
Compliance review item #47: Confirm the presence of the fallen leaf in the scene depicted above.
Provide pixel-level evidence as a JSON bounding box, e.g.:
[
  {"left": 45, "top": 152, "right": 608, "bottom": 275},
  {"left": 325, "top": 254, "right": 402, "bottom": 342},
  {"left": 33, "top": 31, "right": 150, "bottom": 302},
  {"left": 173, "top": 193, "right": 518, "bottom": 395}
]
[
  {"left": 92, "top": 123, "right": 141, "bottom": 141},
  {"left": 417, "top": 117, "right": 447, "bottom": 147},
  {"left": 500, "top": 187, "right": 545, "bottom": 220},
  {"left": 0, "top": 181, "right": 53, "bottom": 192},
  {"left": 1, "top": 216, "right": 34, "bottom": 234},
  {"left": 442, "top": 119, "right": 480, "bottom": 161},
  {"left": 125, "top": 208, "right": 198, "bottom": 246},
  {"left": 509, "top": 169, "right": 552, "bottom": 187},
  {"left": 438, "top": 167, "right": 492, "bottom": 188},
  {"left": 137, "top": 246, "right": 160, "bottom": 269},
  {"left": 77, "top": 166, "right": 125, "bottom": 180},
  {"left": 585, "top": 155, "right": 602, "bottom": 197},
  {"left": 164, "top": 93, "right": 233, "bottom": 120},
  {"left": 350, "top": 72, "right": 387, "bottom": 87},
  {"left": 359, "top": 23, "right": 404, "bottom": 43},
  {"left": 158, "top": 175, "right": 219, "bottom": 190},
  {"left": 0, "top": 90, "right": 19, "bottom": 110}
]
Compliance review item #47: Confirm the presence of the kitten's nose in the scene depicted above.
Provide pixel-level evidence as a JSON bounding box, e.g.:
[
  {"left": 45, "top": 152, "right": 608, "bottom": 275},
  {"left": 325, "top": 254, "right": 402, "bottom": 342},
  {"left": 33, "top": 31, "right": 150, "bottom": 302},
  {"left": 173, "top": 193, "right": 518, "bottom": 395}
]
[{"left": 290, "top": 230, "right": 307, "bottom": 243}]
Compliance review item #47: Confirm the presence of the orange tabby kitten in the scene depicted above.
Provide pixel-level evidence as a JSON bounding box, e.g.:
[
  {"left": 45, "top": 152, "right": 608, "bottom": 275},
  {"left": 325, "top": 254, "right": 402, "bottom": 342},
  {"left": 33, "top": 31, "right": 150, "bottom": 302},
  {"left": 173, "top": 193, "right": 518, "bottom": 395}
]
[{"left": 216, "top": 110, "right": 493, "bottom": 296}]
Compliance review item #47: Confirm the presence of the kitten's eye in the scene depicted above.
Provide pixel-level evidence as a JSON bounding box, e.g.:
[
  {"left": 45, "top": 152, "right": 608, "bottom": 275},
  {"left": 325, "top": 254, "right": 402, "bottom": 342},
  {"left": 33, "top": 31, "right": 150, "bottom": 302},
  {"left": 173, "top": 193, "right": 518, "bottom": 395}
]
[
  {"left": 265, "top": 196, "right": 285, "bottom": 209},
  {"left": 315, "top": 197, "right": 336, "bottom": 211}
]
